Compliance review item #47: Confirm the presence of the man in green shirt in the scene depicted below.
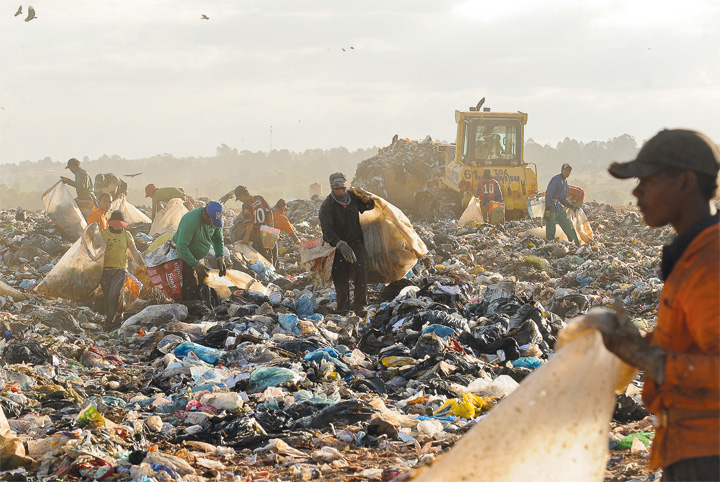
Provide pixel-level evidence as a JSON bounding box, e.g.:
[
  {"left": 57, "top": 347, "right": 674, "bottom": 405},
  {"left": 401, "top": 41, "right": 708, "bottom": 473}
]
[
  {"left": 145, "top": 183, "right": 195, "bottom": 220},
  {"left": 61, "top": 158, "right": 94, "bottom": 202},
  {"left": 172, "top": 201, "right": 227, "bottom": 300}
]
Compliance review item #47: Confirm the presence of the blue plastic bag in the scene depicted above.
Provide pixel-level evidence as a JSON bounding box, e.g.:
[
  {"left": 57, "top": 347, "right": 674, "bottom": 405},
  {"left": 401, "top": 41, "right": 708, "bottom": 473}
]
[
  {"left": 422, "top": 324, "right": 456, "bottom": 339},
  {"left": 173, "top": 342, "right": 225, "bottom": 364},
  {"left": 295, "top": 292, "right": 317, "bottom": 316}
]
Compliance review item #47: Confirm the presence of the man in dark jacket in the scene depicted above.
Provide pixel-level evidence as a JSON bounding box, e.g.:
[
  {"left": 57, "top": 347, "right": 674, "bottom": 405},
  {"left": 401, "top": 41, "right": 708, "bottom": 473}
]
[{"left": 319, "top": 172, "right": 375, "bottom": 314}]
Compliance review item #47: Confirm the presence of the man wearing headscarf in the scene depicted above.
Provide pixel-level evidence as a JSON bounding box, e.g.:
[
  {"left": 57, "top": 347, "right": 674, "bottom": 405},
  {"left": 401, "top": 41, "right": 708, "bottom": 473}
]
[{"left": 318, "top": 173, "right": 375, "bottom": 314}]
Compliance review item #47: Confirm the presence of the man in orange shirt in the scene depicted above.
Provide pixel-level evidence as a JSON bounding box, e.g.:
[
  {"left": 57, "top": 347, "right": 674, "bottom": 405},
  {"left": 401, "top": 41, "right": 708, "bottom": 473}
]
[
  {"left": 87, "top": 192, "right": 112, "bottom": 230},
  {"left": 591, "top": 129, "right": 720, "bottom": 480}
]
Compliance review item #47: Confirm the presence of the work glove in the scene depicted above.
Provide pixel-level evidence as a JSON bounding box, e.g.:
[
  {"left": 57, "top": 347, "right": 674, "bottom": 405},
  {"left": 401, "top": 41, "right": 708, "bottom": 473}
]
[
  {"left": 219, "top": 191, "right": 233, "bottom": 204},
  {"left": 60, "top": 176, "right": 70, "bottom": 184},
  {"left": 351, "top": 187, "right": 372, "bottom": 204},
  {"left": 217, "top": 257, "right": 227, "bottom": 277},
  {"left": 335, "top": 240, "right": 357, "bottom": 264},
  {"left": 585, "top": 299, "right": 666, "bottom": 384},
  {"left": 193, "top": 262, "right": 210, "bottom": 282}
]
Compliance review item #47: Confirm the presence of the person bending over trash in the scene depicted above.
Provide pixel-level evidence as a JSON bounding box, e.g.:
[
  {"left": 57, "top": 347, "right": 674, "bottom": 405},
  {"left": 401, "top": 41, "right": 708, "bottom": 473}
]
[
  {"left": 87, "top": 192, "right": 112, "bottom": 231},
  {"left": 319, "top": 172, "right": 374, "bottom": 315},
  {"left": 145, "top": 183, "right": 195, "bottom": 220},
  {"left": 228, "top": 185, "right": 275, "bottom": 261},
  {"left": 544, "top": 163, "right": 580, "bottom": 245},
  {"left": 172, "top": 201, "right": 226, "bottom": 300},
  {"left": 95, "top": 173, "right": 128, "bottom": 200},
  {"left": 587, "top": 129, "right": 720, "bottom": 481},
  {"left": 101, "top": 211, "right": 145, "bottom": 330}
]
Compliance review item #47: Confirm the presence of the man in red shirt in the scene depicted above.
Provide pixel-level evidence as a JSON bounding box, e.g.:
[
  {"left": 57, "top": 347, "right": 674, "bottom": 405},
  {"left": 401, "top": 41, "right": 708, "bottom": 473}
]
[
  {"left": 474, "top": 169, "right": 504, "bottom": 222},
  {"left": 233, "top": 185, "right": 274, "bottom": 260}
]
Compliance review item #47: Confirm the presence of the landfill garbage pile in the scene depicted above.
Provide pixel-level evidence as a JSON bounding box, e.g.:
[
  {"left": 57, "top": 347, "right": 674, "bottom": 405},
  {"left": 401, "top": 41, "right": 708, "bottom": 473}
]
[
  {"left": 351, "top": 137, "right": 443, "bottom": 216},
  {"left": 0, "top": 202, "right": 675, "bottom": 481}
]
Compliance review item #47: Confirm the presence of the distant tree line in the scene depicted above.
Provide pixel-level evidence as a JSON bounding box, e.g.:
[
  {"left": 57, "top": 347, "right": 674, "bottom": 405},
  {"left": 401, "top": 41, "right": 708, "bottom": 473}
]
[{"left": 0, "top": 135, "right": 644, "bottom": 211}]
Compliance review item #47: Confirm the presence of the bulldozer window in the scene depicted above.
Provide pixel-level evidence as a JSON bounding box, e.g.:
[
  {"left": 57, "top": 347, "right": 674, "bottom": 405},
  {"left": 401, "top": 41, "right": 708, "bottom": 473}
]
[{"left": 470, "top": 123, "right": 520, "bottom": 163}]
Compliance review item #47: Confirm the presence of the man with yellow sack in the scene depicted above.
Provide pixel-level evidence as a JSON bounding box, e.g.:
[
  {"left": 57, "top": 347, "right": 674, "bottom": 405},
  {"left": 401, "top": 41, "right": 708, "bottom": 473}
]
[{"left": 319, "top": 172, "right": 375, "bottom": 315}]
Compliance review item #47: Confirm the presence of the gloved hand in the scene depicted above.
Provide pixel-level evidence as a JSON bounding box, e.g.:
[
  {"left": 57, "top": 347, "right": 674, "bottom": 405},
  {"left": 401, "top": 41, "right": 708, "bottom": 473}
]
[
  {"left": 217, "top": 257, "right": 227, "bottom": 277},
  {"left": 193, "top": 262, "right": 210, "bottom": 282},
  {"left": 351, "top": 187, "right": 372, "bottom": 204},
  {"left": 219, "top": 191, "right": 233, "bottom": 204},
  {"left": 585, "top": 299, "right": 666, "bottom": 384},
  {"left": 60, "top": 176, "right": 70, "bottom": 184},
  {"left": 335, "top": 240, "right": 357, "bottom": 263}
]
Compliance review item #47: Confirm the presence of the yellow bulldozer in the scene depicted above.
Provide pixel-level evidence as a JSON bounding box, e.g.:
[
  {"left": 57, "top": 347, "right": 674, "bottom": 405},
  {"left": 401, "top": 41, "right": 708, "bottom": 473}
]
[
  {"left": 376, "top": 99, "right": 539, "bottom": 220},
  {"left": 438, "top": 99, "right": 538, "bottom": 219}
]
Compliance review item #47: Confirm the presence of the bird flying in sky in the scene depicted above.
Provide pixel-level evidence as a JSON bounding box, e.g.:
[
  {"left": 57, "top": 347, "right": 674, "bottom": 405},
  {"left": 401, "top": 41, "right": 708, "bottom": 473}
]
[
  {"left": 24, "top": 6, "right": 36, "bottom": 22},
  {"left": 14, "top": 5, "right": 22, "bottom": 17}
]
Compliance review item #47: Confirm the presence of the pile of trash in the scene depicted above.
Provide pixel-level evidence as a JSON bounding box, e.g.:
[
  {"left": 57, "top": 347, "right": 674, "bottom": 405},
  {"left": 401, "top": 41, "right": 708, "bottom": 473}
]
[
  {"left": 0, "top": 197, "right": 673, "bottom": 481},
  {"left": 351, "top": 137, "right": 442, "bottom": 215}
]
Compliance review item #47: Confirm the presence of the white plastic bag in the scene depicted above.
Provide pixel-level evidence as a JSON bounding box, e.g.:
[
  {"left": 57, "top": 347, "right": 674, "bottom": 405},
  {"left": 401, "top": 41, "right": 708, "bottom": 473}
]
[
  {"left": 413, "top": 316, "right": 635, "bottom": 482},
  {"left": 110, "top": 195, "right": 151, "bottom": 225},
  {"left": 149, "top": 198, "right": 188, "bottom": 236},
  {"left": 35, "top": 223, "right": 105, "bottom": 301},
  {"left": 41, "top": 181, "right": 87, "bottom": 240},
  {"left": 459, "top": 196, "right": 484, "bottom": 224},
  {"left": 569, "top": 207, "right": 594, "bottom": 244},
  {"left": 360, "top": 194, "right": 428, "bottom": 283}
]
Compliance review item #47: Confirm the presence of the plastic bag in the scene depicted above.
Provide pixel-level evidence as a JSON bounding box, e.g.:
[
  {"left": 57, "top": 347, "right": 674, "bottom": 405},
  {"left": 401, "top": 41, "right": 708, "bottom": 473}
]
[
  {"left": 413, "top": 315, "right": 636, "bottom": 482},
  {"left": 204, "top": 269, "right": 266, "bottom": 298},
  {"left": 299, "top": 237, "right": 336, "bottom": 283},
  {"left": 232, "top": 241, "right": 273, "bottom": 266},
  {"left": 144, "top": 240, "right": 183, "bottom": 300},
  {"left": 459, "top": 196, "right": 484, "bottom": 224},
  {"left": 260, "top": 225, "right": 281, "bottom": 249},
  {"left": 41, "top": 181, "right": 87, "bottom": 240},
  {"left": 119, "top": 273, "right": 143, "bottom": 311},
  {"left": 149, "top": 198, "right": 188, "bottom": 236},
  {"left": 35, "top": 223, "right": 105, "bottom": 301},
  {"left": 569, "top": 207, "right": 594, "bottom": 245},
  {"left": 109, "top": 195, "right": 151, "bottom": 224},
  {"left": 360, "top": 194, "right": 428, "bottom": 283}
]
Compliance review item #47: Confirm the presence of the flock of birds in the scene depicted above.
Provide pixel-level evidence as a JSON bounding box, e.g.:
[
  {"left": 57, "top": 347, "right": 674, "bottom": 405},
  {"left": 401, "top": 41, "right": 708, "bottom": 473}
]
[
  {"left": 13, "top": 8, "right": 358, "bottom": 54},
  {"left": 14, "top": 5, "right": 35, "bottom": 22}
]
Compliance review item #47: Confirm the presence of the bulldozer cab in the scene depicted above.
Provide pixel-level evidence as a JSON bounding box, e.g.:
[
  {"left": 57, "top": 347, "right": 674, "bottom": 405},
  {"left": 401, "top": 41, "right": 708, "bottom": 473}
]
[
  {"left": 461, "top": 117, "right": 523, "bottom": 167},
  {"left": 456, "top": 110, "right": 526, "bottom": 167}
]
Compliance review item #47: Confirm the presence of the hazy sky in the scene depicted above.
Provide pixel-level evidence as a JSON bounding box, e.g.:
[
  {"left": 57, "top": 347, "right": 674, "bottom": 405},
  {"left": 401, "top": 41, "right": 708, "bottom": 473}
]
[{"left": 1, "top": 0, "right": 718, "bottom": 164}]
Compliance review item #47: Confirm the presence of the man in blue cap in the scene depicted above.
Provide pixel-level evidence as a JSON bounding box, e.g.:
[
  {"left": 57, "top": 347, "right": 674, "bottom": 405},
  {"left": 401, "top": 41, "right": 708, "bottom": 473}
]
[{"left": 172, "top": 201, "right": 226, "bottom": 300}]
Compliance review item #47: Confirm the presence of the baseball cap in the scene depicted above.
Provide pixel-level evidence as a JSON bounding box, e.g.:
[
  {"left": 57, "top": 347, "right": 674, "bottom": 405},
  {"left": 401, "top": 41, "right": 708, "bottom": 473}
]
[
  {"left": 329, "top": 172, "right": 347, "bottom": 188},
  {"left": 205, "top": 201, "right": 224, "bottom": 228},
  {"left": 144, "top": 184, "right": 157, "bottom": 197},
  {"left": 609, "top": 129, "right": 720, "bottom": 179},
  {"left": 108, "top": 210, "right": 128, "bottom": 229},
  {"left": 65, "top": 158, "right": 80, "bottom": 169}
]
